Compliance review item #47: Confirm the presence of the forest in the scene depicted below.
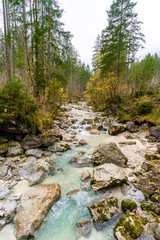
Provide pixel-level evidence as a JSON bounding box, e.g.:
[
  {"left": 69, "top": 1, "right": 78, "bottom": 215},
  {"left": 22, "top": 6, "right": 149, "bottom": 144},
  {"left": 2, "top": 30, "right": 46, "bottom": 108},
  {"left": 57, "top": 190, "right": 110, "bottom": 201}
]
[{"left": 0, "top": 0, "right": 160, "bottom": 131}]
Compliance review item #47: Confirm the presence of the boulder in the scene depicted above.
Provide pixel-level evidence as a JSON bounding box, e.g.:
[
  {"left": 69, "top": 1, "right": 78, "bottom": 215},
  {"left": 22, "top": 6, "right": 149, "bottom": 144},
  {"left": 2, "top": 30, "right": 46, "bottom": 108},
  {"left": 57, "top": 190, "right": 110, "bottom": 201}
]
[
  {"left": 22, "top": 135, "right": 41, "bottom": 150},
  {"left": 76, "top": 219, "right": 92, "bottom": 238},
  {"left": 25, "top": 148, "right": 43, "bottom": 158},
  {"left": 121, "top": 199, "right": 137, "bottom": 212},
  {"left": 81, "top": 172, "right": 91, "bottom": 181},
  {"left": 88, "top": 197, "right": 118, "bottom": 223},
  {"left": 69, "top": 151, "right": 92, "bottom": 167},
  {"left": 48, "top": 142, "right": 71, "bottom": 152},
  {"left": 92, "top": 142, "right": 128, "bottom": 168},
  {"left": 139, "top": 222, "right": 160, "bottom": 240},
  {"left": 108, "top": 123, "right": 125, "bottom": 135},
  {"left": 19, "top": 157, "right": 49, "bottom": 185},
  {"left": 150, "top": 126, "right": 160, "bottom": 140},
  {"left": 136, "top": 169, "right": 160, "bottom": 201},
  {"left": 126, "top": 121, "right": 136, "bottom": 133},
  {"left": 14, "top": 184, "right": 61, "bottom": 240},
  {"left": 114, "top": 213, "right": 148, "bottom": 240},
  {"left": 90, "top": 129, "right": 100, "bottom": 135},
  {"left": 0, "top": 119, "right": 31, "bottom": 134},
  {"left": 91, "top": 163, "right": 128, "bottom": 191},
  {"left": 66, "top": 189, "right": 80, "bottom": 196},
  {"left": 0, "top": 159, "right": 10, "bottom": 178},
  {"left": 41, "top": 133, "right": 57, "bottom": 147},
  {"left": 6, "top": 146, "right": 23, "bottom": 157},
  {"left": 78, "top": 139, "right": 88, "bottom": 146},
  {"left": 141, "top": 202, "right": 160, "bottom": 216},
  {"left": 137, "top": 233, "right": 156, "bottom": 240}
]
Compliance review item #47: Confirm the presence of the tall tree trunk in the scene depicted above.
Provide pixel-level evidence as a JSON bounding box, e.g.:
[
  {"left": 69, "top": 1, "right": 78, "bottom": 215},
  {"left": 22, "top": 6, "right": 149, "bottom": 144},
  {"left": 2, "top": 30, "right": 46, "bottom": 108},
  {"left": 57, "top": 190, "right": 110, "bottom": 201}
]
[
  {"left": 2, "top": 0, "right": 10, "bottom": 80},
  {"left": 6, "top": 0, "right": 13, "bottom": 77}
]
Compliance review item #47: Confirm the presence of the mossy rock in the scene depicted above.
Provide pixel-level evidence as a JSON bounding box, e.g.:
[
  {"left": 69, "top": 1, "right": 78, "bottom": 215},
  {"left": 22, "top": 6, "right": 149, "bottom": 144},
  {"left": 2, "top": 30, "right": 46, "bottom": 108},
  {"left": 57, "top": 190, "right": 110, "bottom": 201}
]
[
  {"left": 114, "top": 214, "right": 148, "bottom": 240},
  {"left": 141, "top": 202, "right": 160, "bottom": 216},
  {"left": 121, "top": 199, "right": 137, "bottom": 212},
  {"left": 0, "top": 143, "right": 8, "bottom": 154},
  {"left": 0, "top": 136, "right": 8, "bottom": 144},
  {"left": 145, "top": 154, "right": 160, "bottom": 161}
]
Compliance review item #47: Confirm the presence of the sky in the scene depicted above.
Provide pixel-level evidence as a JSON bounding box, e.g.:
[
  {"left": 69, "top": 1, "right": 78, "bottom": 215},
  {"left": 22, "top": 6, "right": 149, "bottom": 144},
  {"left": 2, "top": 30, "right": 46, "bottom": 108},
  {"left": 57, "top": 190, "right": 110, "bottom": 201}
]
[{"left": 59, "top": 0, "right": 160, "bottom": 67}]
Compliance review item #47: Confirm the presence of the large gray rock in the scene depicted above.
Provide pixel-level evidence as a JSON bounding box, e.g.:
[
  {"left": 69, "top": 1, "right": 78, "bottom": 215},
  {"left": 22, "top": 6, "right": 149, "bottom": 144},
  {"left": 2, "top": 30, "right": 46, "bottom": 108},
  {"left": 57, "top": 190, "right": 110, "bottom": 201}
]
[
  {"left": 92, "top": 142, "right": 128, "bottom": 168},
  {"left": 150, "top": 126, "right": 160, "bottom": 140},
  {"left": 19, "top": 157, "right": 48, "bottom": 185},
  {"left": 14, "top": 184, "right": 61, "bottom": 240},
  {"left": 25, "top": 148, "right": 43, "bottom": 158},
  {"left": 41, "top": 134, "right": 57, "bottom": 147},
  {"left": 108, "top": 122, "right": 125, "bottom": 135},
  {"left": 6, "top": 146, "right": 23, "bottom": 157},
  {"left": 48, "top": 142, "right": 71, "bottom": 152},
  {"left": 0, "top": 159, "right": 10, "bottom": 178},
  {"left": 88, "top": 197, "right": 118, "bottom": 223},
  {"left": 126, "top": 121, "right": 136, "bottom": 133},
  {"left": 22, "top": 135, "right": 41, "bottom": 150},
  {"left": 91, "top": 163, "right": 128, "bottom": 191},
  {"left": 69, "top": 151, "right": 92, "bottom": 167}
]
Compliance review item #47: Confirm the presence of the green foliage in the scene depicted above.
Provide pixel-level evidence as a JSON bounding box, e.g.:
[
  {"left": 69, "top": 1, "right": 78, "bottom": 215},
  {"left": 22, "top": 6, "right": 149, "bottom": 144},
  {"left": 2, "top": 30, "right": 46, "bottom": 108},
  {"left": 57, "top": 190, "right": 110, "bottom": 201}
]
[
  {"left": 0, "top": 77, "right": 38, "bottom": 131},
  {"left": 136, "top": 102, "right": 153, "bottom": 115}
]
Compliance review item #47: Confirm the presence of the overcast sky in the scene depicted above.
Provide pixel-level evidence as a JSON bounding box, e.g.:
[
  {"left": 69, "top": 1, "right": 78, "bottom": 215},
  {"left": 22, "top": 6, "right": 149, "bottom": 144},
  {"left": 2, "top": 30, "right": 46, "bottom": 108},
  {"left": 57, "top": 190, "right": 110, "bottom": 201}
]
[{"left": 59, "top": 0, "right": 160, "bottom": 66}]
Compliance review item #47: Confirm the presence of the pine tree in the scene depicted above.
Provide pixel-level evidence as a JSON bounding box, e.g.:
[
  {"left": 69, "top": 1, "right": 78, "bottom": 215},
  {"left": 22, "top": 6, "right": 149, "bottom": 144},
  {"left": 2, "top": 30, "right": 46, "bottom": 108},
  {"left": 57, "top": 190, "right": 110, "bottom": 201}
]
[{"left": 100, "top": 0, "right": 145, "bottom": 82}]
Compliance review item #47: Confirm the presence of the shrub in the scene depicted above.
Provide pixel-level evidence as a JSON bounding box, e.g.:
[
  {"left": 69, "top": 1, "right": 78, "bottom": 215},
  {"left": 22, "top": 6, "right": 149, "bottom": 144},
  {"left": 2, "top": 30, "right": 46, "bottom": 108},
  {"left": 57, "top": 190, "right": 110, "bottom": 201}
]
[
  {"left": 0, "top": 76, "right": 39, "bottom": 133},
  {"left": 136, "top": 101, "right": 153, "bottom": 115}
]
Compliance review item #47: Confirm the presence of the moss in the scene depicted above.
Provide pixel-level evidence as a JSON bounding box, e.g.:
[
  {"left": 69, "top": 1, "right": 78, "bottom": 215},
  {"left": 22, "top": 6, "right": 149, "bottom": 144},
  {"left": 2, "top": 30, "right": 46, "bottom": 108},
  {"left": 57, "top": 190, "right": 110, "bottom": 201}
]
[
  {"left": 97, "top": 208, "right": 102, "bottom": 214},
  {"left": 0, "top": 143, "right": 8, "bottom": 154},
  {"left": 121, "top": 199, "right": 137, "bottom": 212},
  {"left": 114, "top": 214, "right": 148, "bottom": 240},
  {"left": 145, "top": 154, "right": 160, "bottom": 161}
]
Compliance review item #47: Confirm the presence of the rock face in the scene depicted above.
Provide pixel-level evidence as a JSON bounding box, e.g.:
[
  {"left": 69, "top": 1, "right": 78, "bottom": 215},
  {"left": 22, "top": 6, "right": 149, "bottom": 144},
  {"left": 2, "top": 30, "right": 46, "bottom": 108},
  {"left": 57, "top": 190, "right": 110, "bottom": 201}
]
[
  {"left": 114, "top": 214, "right": 148, "bottom": 240},
  {"left": 150, "top": 126, "right": 160, "bottom": 140},
  {"left": 136, "top": 169, "right": 160, "bottom": 201},
  {"left": 108, "top": 123, "right": 125, "bottom": 135},
  {"left": 69, "top": 151, "right": 92, "bottom": 167},
  {"left": 14, "top": 184, "right": 61, "bottom": 240},
  {"left": 92, "top": 142, "right": 128, "bottom": 168},
  {"left": 0, "top": 119, "right": 31, "bottom": 134},
  {"left": 91, "top": 163, "right": 128, "bottom": 191},
  {"left": 88, "top": 198, "right": 118, "bottom": 223}
]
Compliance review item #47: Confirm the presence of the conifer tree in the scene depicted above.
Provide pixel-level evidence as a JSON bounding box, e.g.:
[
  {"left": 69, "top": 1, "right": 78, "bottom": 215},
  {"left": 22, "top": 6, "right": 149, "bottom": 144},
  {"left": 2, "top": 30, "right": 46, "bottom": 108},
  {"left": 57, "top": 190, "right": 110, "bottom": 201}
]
[{"left": 100, "top": 0, "right": 145, "bottom": 81}]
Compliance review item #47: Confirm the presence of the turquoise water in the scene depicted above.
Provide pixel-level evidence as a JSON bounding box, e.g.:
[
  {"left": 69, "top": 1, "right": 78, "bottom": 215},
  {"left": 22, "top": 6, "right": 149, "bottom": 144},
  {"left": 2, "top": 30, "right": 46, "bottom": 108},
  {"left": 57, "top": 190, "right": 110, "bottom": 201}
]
[{"left": 34, "top": 106, "right": 122, "bottom": 240}]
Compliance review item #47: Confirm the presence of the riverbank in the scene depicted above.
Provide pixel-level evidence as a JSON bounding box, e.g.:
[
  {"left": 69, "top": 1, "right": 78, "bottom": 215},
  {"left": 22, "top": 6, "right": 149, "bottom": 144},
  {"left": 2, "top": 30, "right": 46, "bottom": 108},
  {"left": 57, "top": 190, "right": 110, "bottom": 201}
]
[{"left": 0, "top": 102, "right": 160, "bottom": 240}]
